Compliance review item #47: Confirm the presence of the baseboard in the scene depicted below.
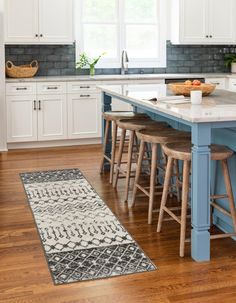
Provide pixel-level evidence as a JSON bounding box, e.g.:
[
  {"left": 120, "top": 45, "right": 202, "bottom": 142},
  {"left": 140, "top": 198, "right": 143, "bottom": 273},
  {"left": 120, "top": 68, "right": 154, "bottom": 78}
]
[{"left": 7, "top": 138, "right": 102, "bottom": 150}]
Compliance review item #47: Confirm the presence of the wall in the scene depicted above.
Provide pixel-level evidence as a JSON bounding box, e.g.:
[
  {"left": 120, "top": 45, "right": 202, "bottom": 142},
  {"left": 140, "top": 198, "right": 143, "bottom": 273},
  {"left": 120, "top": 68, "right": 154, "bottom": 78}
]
[
  {"left": 5, "top": 42, "right": 235, "bottom": 77},
  {"left": 0, "top": 0, "right": 7, "bottom": 151}
]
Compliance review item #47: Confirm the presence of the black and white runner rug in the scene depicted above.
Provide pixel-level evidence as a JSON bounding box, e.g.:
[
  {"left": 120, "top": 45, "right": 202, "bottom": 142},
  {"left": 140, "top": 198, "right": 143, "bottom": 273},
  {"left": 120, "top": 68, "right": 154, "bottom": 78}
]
[{"left": 20, "top": 169, "right": 156, "bottom": 284}]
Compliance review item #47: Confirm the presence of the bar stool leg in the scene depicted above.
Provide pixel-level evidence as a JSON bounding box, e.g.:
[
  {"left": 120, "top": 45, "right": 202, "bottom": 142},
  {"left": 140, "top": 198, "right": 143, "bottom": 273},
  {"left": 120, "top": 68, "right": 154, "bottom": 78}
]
[
  {"left": 148, "top": 143, "right": 158, "bottom": 224},
  {"left": 100, "top": 120, "right": 110, "bottom": 173},
  {"left": 174, "top": 159, "right": 181, "bottom": 202},
  {"left": 180, "top": 160, "right": 190, "bottom": 258},
  {"left": 124, "top": 130, "right": 135, "bottom": 202},
  {"left": 113, "top": 129, "right": 126, "bottom": 188},
  {"left": 157, "top": 157, "right": 174, "bottom": 232},
  {"left": 221, "top": 159, "right": 236, "bottom": 233},
  {"left": 130, "top": 140, "right": 145, "bottom": 208},
  {"left": 109, "top": 122, "right": 118, "bottom": 184}
]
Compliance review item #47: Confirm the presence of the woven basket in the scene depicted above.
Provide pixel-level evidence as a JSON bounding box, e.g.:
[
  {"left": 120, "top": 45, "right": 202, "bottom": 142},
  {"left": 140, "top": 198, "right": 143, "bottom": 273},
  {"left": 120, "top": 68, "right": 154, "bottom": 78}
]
[
  {"left": 6, "top": 60, "right": 39, "bottom": 78},
  {"left": 168, "top": 83, "right": 216, "bottom": 97}
]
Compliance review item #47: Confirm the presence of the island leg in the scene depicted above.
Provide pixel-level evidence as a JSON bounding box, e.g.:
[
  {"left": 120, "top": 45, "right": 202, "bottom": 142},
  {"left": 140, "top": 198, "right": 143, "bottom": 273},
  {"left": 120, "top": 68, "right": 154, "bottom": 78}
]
[
  {"left": 191, "top": 123, "right": 211, "bottom": 261},
  {"left": 101, "top": 92, "right": 112, "bottom": 171}
]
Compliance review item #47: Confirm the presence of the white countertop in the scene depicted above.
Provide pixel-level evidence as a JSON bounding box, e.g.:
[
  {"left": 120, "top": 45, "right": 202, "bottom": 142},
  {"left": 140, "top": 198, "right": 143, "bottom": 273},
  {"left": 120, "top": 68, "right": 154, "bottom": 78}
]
[
  {"left": 98, "top": 84, "right": 236, "bottom": 123},
  {"left": 5, "top": 73, "right": 235, "bottom": 83}
]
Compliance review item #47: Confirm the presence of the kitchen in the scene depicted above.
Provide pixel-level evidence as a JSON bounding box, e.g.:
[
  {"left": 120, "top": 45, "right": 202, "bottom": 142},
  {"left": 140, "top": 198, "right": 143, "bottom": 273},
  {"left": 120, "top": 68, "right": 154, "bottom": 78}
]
[{"left": 1, "top": 0, "right": 236, "bottom": 302}]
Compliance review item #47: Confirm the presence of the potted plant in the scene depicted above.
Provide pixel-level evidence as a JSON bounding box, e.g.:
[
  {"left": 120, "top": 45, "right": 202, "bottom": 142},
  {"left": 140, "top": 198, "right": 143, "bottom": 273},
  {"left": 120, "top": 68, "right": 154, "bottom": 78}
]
[
  {"left": 76, "top": 52, "right": 106, "bottom": 76},
  {"left": 224, "top": 54, "right": 236, "bottom": 73}
]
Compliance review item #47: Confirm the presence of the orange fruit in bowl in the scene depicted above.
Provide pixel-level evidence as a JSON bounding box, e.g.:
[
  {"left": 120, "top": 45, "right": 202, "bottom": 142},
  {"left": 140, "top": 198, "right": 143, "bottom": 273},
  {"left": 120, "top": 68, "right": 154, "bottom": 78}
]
[
  {"left": 192, "top": 80, "right": 201, "bottom": 86},
  {"left": 184, "top": 80, "right": 192, "bottom": 86}
]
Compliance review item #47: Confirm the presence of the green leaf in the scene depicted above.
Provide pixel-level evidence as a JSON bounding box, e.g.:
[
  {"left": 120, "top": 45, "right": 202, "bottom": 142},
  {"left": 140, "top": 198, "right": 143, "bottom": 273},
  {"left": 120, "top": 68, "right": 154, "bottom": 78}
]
[
  {"left": 76, "top": 52, "right": 106, "bottom": 70},
  {"left": 224, "top": 54, "right": 236, "bottom": 67}
]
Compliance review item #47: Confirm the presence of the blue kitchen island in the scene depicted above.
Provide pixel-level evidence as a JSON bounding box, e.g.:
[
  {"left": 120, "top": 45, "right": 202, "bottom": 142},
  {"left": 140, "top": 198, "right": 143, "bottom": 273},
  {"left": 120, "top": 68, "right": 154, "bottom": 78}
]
[{"left": 98, "top": 83, "right": 236, "bottom": 262}]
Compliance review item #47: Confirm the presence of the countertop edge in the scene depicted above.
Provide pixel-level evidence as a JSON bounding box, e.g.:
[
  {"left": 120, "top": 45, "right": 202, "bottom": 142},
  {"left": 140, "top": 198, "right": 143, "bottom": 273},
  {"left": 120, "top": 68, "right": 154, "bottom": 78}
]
[{"left": 5, "top": 73, "right": 235, "bottom": 83}]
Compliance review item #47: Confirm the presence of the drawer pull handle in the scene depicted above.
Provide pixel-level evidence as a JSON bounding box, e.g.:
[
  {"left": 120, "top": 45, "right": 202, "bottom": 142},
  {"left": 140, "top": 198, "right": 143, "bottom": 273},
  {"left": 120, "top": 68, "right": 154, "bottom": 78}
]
[
  {"left": 16, "top": 87, "right": 27, "bottom": 90},
  {"left": 38, "top": 100, "right": 41, "bottom": 110},
  {"left": 80, "top": 86, "right": 90, "bottom": 89},
  {"left": 33, "top": 100, "right": 37, "bottom": 110},
  {"left": 211, "top": 82, "right": 220, "bottom": 85},
  {"left": 80, "top": 94, "right": 91, "bottom": 98},
  {"left": 47, "top": 86, "right": 59, "bottom": 90}
]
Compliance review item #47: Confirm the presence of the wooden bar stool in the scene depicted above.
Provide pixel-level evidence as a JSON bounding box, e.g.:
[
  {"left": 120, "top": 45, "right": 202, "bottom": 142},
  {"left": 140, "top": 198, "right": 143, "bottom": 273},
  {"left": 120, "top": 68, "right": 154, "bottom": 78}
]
[
  {"left": 131, "top": 129, "right": 191, "bottom": 224},
  {"left": 157, "top": 142, "right": 236, "bottom": 257},
  {"left": 100, "top": 111, "right": 149, "bottom": 184},
  {"left": 114, "top": 118, "right": 170, "bottom": 202}
]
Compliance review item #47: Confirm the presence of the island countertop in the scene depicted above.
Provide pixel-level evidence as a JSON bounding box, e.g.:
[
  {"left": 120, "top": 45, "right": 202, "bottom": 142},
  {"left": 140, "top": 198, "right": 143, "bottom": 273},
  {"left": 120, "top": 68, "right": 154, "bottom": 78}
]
[{"left": 98, "top": 84, "right": 236, "bottom": 123}]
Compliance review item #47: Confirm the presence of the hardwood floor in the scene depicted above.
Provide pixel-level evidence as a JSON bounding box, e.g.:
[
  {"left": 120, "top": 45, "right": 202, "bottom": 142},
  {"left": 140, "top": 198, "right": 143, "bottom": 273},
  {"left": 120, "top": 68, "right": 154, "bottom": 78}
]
[{"left": 1, "top": 145, "right": 236, "bottom": 303}]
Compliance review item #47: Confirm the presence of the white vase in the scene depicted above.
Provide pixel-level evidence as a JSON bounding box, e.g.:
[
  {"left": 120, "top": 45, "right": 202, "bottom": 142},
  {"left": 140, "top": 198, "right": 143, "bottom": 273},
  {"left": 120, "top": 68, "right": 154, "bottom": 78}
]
[{"left": 231, "top": 63, "right": 236, "bottom": 73}]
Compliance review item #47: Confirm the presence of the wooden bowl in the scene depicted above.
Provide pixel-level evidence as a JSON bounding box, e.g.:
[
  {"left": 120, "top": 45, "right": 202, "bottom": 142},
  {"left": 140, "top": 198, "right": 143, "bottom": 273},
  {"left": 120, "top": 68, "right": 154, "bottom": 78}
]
[{"left": 168, "top": 83, "right": 216, "bottom": 97}]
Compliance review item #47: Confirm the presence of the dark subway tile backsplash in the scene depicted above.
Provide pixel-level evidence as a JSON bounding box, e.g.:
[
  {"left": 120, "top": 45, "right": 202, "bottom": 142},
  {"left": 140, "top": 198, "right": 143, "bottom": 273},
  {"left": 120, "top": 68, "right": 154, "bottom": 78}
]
[{"left": 5, "top": 41, "right": 235, "bottom": 77}]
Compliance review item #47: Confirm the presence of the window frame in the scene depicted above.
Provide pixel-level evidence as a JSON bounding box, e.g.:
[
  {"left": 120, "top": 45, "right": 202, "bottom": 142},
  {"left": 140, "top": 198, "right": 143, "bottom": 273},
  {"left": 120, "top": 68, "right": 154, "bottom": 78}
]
[{"left": 75, "top": 0, "right": 167, "bottom": 68}]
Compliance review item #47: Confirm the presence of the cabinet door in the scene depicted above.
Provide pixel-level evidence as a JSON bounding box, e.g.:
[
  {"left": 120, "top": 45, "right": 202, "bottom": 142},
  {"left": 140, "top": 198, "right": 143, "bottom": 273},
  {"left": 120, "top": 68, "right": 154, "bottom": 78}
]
[
  {"left": 179, "top": 0, "right": 208, "bottom": 44},
  {"left": 7, "top": 95, "right": 37, "bottom": 143},
  {"left": 39, "top": 0, "right": 73, "bottom": 44},
  {"left": 37, "top": 94, "right": 67, "bottom": 141},
  {"left": 5, "top": 0, "right": 39, "bottom": 43},
  {"left": 205, "top": 78, "right": 226, "bottom": 90},
  {"left": 68, "top": 94, "right": 101, "bottom": 139},
  {"left": 208, "top": 0, "right": 235, "bottom": 43}
]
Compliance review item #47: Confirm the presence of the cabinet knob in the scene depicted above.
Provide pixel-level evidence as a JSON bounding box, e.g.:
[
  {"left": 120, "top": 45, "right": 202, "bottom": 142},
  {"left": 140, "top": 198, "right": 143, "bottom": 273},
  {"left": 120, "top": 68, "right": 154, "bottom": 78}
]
[
  {"left": 209, "top": 35, "right": 212, "bottom": 38},
  {"left": 40, "top": 34, "right": 43, "bottom": 37},
  {"left": 206, "top": 35, "right": 209, "bottom": 38},
  {"left": 35, "top": 34, "right": 38, "bottom": 37}
]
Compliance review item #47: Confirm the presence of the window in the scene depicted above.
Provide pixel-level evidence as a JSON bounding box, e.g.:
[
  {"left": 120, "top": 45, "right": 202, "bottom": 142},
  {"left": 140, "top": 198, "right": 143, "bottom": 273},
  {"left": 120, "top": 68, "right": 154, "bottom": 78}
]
[{"left": 75, "top": 0, "right": 167, "bottom": 68}]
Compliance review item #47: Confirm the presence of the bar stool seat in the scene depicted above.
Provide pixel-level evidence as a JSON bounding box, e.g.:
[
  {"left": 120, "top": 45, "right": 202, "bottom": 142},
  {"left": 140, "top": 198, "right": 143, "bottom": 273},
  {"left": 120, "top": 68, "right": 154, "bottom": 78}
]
[
  {"left": 100, "top": 111, "right": 149, "bottom": 184},
  {"left": 116, "top": 118, "right": 169, "bottom": 131},
  {"left": 163, "top": 142, "right": 233, "bottom": 161},
  {"left": 114, "top": 118, "right": 170, "bottom": 202},
  {"left": 136, "top": 129, "right": 191, "bottom": 144},
  {"left": 132, "top": 129, "right": 191, "bottom": 224},
  {"left": 103, "top": 111, "right": 149, "bottom": 121},
  {"left": 158, "top": 141, "right": 236, "bottom": 257}
]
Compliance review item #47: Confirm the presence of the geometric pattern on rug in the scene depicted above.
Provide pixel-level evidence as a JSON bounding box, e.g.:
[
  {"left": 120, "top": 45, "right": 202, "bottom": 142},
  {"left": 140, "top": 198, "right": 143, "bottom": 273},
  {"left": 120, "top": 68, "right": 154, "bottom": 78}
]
[{"left": 20, "top": 169, "right": 156, "bottom": 284}]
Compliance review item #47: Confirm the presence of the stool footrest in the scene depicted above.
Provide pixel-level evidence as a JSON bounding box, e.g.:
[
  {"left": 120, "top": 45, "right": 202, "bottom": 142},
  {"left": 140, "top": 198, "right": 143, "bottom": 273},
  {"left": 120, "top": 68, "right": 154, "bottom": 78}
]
[
  {"left": 211, "top": 201, "right": 231, "bottom": 217},
  {"left": 210, "top": 233, "right": 236, "bottom": 239},
  {"left": 163, "top": 206, "right": 181, "bottom": 224},
  {"left": 211, "top": 194, "right": 228, "bottom": 200}
]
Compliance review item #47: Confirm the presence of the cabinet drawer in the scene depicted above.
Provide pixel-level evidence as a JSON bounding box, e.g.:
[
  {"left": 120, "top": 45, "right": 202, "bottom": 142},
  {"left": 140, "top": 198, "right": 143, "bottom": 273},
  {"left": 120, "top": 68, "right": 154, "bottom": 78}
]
[
  {"left": 228, "top": 78, "right": 236, "bottom": 92},
  {"left": 70, "top": 92, "right": 99, "bottom": 99},
  {"left": 205, "top": 78, "right": 226, "bottom": 90},
  {"left": 6, "top": 83, "right": 36, "bottom": 96},
  {"left": 67, "top": 82, "right": 97, "bottom": 93},
  {"left": 37, "top": 82, "right": 67, "bottom": 94}
]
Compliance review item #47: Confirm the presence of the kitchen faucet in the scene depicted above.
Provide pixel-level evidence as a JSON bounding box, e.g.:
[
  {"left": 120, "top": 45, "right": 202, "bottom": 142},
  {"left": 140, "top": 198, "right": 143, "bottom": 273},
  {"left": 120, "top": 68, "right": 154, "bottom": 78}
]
[{"left": 121, "top": 50, "right": 129, "bottom": 75}]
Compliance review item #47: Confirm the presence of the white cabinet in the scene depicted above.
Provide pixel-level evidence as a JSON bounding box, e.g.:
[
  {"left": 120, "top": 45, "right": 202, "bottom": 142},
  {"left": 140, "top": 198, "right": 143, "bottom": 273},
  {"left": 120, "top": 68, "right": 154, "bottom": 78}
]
[
  {"left": 205, "top": 78, "right": 226, "bottom": 90},
  {"left": 4, "top": 0, "right": 74, "bottom": 44},
  {"left": 7, "top": 95, "right": 38, "bottom": 143},
  {"left": 68, "top": 93, "right": 101, "bottom": 139},
  {"left": 208, "top": 0, "right": 235, "bottom": 44},
  {"left": 67, "top": 82, "right": 101, "bottom": 139},
  {"left": 38, "top": 0, "right": 73, "bottom": 44},
  {"left": 6, "top": 82, "right": 67, "bottom": 143},
  {"left": 37, "top": 95, "right": 67, "bottom": 141},
  {"left": 228, "top": 78, "right": 236, "bottom": 92},
  {"left": 4, "top": 0, "right": 38, "bottom": 44},
  {"left": 171, "top": 0, "right": 236, "bottom": 44}
]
